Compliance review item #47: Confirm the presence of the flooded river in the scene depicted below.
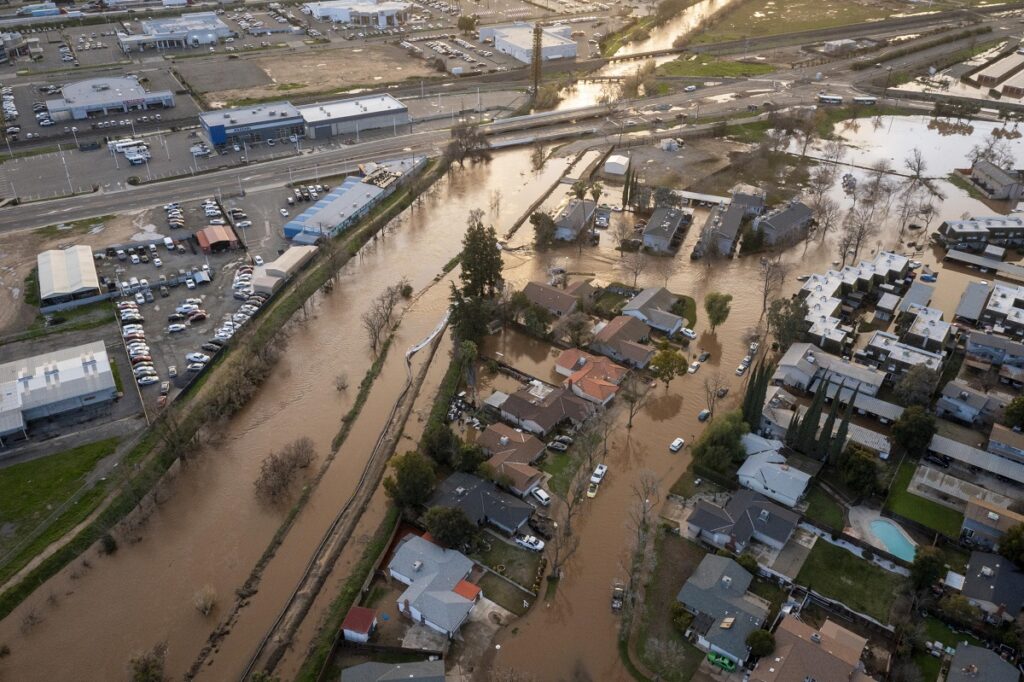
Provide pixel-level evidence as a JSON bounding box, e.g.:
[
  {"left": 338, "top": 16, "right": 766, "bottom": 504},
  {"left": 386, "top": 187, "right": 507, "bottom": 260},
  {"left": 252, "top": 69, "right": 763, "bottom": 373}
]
[
  {"left": 0, "top": 149, "right": 568, "bottom": 681},
  {"left": 558, "top": 0, "right": 744, "bottom": 110}
]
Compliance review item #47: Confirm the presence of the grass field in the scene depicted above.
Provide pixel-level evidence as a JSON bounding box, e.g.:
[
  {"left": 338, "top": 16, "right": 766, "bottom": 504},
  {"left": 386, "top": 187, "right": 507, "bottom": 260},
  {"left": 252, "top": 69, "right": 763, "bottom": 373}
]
[
  {"left": 477, "top": 572, "right": 533, "bottom": 616},
  {"left": 657, "top": 55, "right": 775, "bottom": 78},
  {"left": 670, "top": 294, "right": 697, "bottom": 329},
  {"left": 689, "top": 0, "right": 923, "bottom": 45},
  {"left": 471, "top": 536, "right": 542, "bottom": 589},
  {"left": 539, "top": 450, "right": 579, "bottom": 498},
  {"left": 636, "top": 531, "right": 706, "bottom": 681},
  {"left": 669, "top": 467, "right": 724, "bottom": 498},
  {"left": 796, "top": 540, "right": 906, "bottom": 623},
  {"left": 884, "top": 461, "right": 964, "bottom": 538},
  {"left": 803, "top": 484, "right": 846, "bottom": 531}
]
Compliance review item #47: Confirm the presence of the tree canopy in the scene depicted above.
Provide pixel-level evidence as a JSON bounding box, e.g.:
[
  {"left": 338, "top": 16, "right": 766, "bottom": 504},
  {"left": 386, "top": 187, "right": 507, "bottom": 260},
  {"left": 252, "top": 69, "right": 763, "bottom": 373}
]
[
  {"left": 459, "top": 210, "right": 503, "bottom": 299},
  {"left": 893, "top": 365, "right": 940, "bottom": 407},
  {"left": 530, "top": 211, "right": 556, "bottom": 251},
  {"left": 766, "top": 297, "right": 808, "bottom": 352},
  {"left": 1005, "top": 396, "right": 1024, "bottom": 429},
  {"left": 384, "top": 451, "right": 436, "bottom": 509},
  {"left": 703, "top": 292, "right": 732, "bottom": 332},
  {"left": 910, "top": 546, "right": 945, "bottom": 591},
  {"left": 692, "top": 410, "right": 749, "bottom": 473},
  {"left": 892, "top": 405, "right": 936, "bottom": 457},
  {"left": 423, "top": 506, "right": 478, "bottom": 549},
  {"left": 1000, "top": 522, "right": 1024, "bottom": 569},
  {"left": 746, "top": 629, "right": 775, "bottom": 658},
  {"left": 837, "top": 443, "right": 878, "bottom": 498},
  {"left": 651, "top": 345, "right": 687, "bottom": 389}
]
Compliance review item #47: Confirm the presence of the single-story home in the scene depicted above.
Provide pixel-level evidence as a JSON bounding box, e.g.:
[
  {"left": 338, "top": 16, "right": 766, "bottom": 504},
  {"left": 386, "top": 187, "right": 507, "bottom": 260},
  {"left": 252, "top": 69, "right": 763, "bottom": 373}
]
[
  {"left": 946, "top": 644, "right": 1020, "bottom": 682},
  {"left": 493, "top": 380, "right": 594, "bottom": 436},
  {"left": 589, "top": 315, "right": 654, "bottom": 368},
  {"left": 477, "top": 422, "right": 545, "bottom": 497},
  {"left": 737, "top": 434, "right": 811, "bottom": 508},
  {"left": 961, "top": 498, "right": 1024, "bottom": 552},
  {"left": 961, "top": 551, "right": 1024, "bottom": 622},
  {"left": 522, "top": 281, "right": 579, "bottom": 318},
  {"left": 554, "top": 348, "right": 628, "bottom": 405},
  {"left": 622, "top": 287, "right": 683, "bottom": 335},
  {"left": 553, "top": 198, "right": 596, "bottom": 241},
  {"left": 340, "top": 660, "right": 446, "bottom": 682},
  {"left": 687, "top": 489, "right": 798, "bottom": 553},
  {"left": 750, "top": 615, "right": 867, "bottom": 682},
  {"left": 429, "top": 472, "right": 533, "bottom": 535}
]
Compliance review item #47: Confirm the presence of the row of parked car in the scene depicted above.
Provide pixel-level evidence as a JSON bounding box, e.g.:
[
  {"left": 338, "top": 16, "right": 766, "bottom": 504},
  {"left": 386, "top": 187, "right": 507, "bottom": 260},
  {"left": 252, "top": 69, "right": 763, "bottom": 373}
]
[{"left": 119, "top": 301, "right": 161, "bottom": 388}]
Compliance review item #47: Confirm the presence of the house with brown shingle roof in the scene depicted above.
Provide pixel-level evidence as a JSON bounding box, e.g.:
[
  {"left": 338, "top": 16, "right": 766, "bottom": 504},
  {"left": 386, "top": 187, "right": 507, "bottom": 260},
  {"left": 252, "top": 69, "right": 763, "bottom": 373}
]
[
  {"left": 477, "top": 423, "right": 545, "bottom": 496},
  {"left": 554, "top": 348, "right": 628, "bottom": 405},
  {"left": 523, "top": 281, "right": 579, "bottom": 318},
  {"left": 750, "top": 616, "right": 867, "bottom": 682},
  {"left": 590, "top": 315, "right": 653, "bottom": 368},
  {"left": 498, "top": 380, "right": 595, "bottom": 436}
]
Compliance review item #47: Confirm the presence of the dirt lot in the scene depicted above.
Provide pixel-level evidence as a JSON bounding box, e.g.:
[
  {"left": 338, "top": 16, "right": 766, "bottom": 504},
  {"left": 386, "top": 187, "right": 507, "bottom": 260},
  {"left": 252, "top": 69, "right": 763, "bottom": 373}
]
[
  {"left": 206, "top": 45, "right": 435, "bottom": 106},
  {"left": 175, "top": 57, "right": 274, "bottom": 95},
  {"left": 628, "top": 138, "right": 745, "bottom": 189}
]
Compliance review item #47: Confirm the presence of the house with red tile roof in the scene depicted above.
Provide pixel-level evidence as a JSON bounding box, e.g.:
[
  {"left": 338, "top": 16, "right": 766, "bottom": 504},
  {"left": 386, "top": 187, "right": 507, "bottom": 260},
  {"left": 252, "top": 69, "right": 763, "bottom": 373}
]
[{"left": 555, "top": 348, "right": 628, "bottom": 405}]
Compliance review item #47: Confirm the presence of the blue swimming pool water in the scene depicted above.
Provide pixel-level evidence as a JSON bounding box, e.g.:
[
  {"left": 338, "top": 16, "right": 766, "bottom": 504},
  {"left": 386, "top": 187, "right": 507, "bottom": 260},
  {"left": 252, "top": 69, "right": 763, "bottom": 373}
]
[{"left": 869, "top": 519, "right": 916, "bottom": 561}]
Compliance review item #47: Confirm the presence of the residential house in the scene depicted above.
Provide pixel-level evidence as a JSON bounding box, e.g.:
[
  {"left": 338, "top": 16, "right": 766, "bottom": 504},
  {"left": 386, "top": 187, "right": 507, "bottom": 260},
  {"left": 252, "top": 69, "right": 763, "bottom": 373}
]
[
  {"left": 966, "top": 331, "right": 1024, "bottom": 369},
  {"left": 687, "top": 489, "right": 799, "bottom": 553},
  {"left": 859, "top": 330, "right": 944, "bottom": 383},
  {"left": 762, "top": 386, "right": 893, "bottom": 459},
  {"left": 752, "top": 200, "right": 813, "bottom": 246},
  {"left": 750, "top": 616, "right": 868, "bottom": 682},
  {"left": 815, "top": 380, "right": 903, "bottom": 425},
  {"left": 564, "top": 278, "right": 599, "bottom": 307},
  {"left": 553, "top": 198, "right": 596, "bottom": 241},
  {"left": 341, "top": 606, "right": 378, "bottom": 643},
  {"left": 961, "top": 499, "right": 1024, "bottom": 551},
  {"left": 737, "top": 434, "right": 811, "bottom": 508},
  {"left": 676, "top": 555, "right": 770, "bottom": 665},
  {"left": 937, "top": 215, "right": 1024, "bottom": 248},
  {"left": 387, "top": 533, "right": 480, "bottom": 638},
  {"left": 554, "top": 348, "right": 627, "bottom": 405},
  {"left": 898, "top": 280, "right": 935, "bottom": 313},
  {"left": 622, "top": 287, "right": 684, "bottom": 335},
  {"left": 691, "top": 188, "right": 765, "bottom": 259},
  {"left": 477, "top": 423, "right": 545, "bottom": 497},
  {"left": 946, "top": 644, "right": 1021, "bottom": 682},
  {"left": 589, "top": 315, "right": 654, "bottom": 368},
  {"left": 955, "top": 281, "right": 994, "bottom": 325},
  {"left": 341, "top": 660, "right": 446, "bottom": 682},
  {"left": 642, "top": 207, "right": 690, "bottom": 253},
  {"left": 773, "top": 343, "right": 886, "bottom": 397},
  {"left": 970, "top": 159, "right": 1023, "bottom": 203},
  {"left": 961, "top": 551, "right": 1024, "bottom": 622},
  {"left": 980, "top": 283, "right": 1024, "bottom": 338},
  {"left": 988, "top": 423, "right": 1024, "bottom": 464},
  {"left": 901, "top": 304, "right": 952, "bottom": 353},
  {"left": 874, "top": 292, "right": 901, "bottom": 323},
  {"left": 522, "top": 281, "right": 578, "bottom": 319},
  {"left": 928, "top": 434, "right": 1024, "bottom": 486},
  {"left": 1000, "top": 363, "right": 1024, "bottom": 389},
  {"left": 495, "top": 380, "right": 594, "bottom": 436},
  {"left": 935, "top": 380, "right": 1007, "bottom": 426},
  {"left": 429, "top": 472, "right": 533, "bottom": 535}
]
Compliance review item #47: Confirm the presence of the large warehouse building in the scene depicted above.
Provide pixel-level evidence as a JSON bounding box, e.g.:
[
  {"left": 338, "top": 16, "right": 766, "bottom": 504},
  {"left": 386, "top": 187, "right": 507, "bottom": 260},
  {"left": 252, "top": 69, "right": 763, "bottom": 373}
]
[
  {"left": 478, "top": 23, "right": 576, "bottom": 63},
  {"left": 200, "top": 94, "right": 409, "bottom": 146},
  {"left": 0, "top": 341, "right": 118, "bottom": 442},
  {"left": 118, "top": 12, "right": 233, "bottom": 52},
  {"left": 46, "top": 76, "right": 175, "bottom": 121},
  {"left": 299, "top": 94, "right": 408, "bottom": 139},
  {"left": 284, "top": 157, "right": 425, "bottom": 243},
  {"left": 37, "top": 245, "right": 100, "bottom": 307},
  {"left": 304, "top": 0, "right": 411, "bottom": 27}
]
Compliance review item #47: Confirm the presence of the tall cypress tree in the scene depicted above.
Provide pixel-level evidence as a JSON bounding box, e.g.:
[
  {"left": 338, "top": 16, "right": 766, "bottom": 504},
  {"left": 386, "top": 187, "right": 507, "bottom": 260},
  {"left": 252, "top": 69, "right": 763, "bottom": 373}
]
[
  {"left": 816, "top": 380, "right": 844, "bottom": 460},
  {"left": 796, "top": 382, "right": 826, "bottom": 454},
  {"left": 829, "top": 384, "right": 859, "bottom": 463},
  {"left": 742, "top": 362, "right": 775, "bottom": 430},
  {"left": 785, "top": 411, "right": 801, "bottom": 447}
]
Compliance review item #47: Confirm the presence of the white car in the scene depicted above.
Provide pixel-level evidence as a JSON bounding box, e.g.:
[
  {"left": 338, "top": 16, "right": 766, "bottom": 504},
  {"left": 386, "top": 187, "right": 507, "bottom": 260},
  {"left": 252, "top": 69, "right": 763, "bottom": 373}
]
[
  {"left": 185, "top": 279, "right": 196, "bottom": 289},
  {"left": 531, "top": 488, "right": 551, "bottom": 506},
  {"left": 669, "top": 437, "right": 685, "bottom": 452},
  {"left": 514, "top": 535, "right": 545, "bottom": 552},
  {"left": 253, "top": 255, "right": 264, "bottom": 266},
  {"left": 153, "top": 258, "right": 163, "bottom": 268},
  {"left": 279, "top": 208, "right": 289, "bottom": 217},
  {"left": 137, "top": 375, "right": 160, "bottom": 386},
  {"left": 590, "top": 464, "right": 608, "bottom": 484},
  {"left": 681, "top": 328, "right": 697, "bottom": 340},
  {"left": 687, "top": 361, "right": 700, "bottom": 374},
  {"left": 167, "top": 323, "right": 187, "bottom": 333},
  {"left": 735, "top": 364, "right": 747, "bottom": 376},
  {"left": 185, "top": 352, "right": 210, "bottom": 364},
  {"left": 134, "top": 293, "right": 145, "bottom": 305},
  {"left": 749, "top": 341, "right": 760, "bottom": 354}
]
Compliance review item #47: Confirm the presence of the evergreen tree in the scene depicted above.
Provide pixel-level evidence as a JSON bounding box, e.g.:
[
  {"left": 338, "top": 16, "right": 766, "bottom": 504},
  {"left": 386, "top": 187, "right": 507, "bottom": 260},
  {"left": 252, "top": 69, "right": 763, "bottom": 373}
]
[
  {"left": 459, "top": 210, "right": 503, "bottom": 300},
  {"left": 784, "top": 411, "right": 801, "bottom": 447},
  {"left": 828, "top": 385, "right": 858, "bottom": 462},
  {"left": 741, "top": 362, "right": 772, "bottom": 430},
  {"left": 816, "top": 380, "right": 844, "bottom": 459},
  {"left": 622, "top": 168, "right": 632, "bottom": 206},
  {"left": 796, "top": 382, "right": 826, "bottom": 454}
]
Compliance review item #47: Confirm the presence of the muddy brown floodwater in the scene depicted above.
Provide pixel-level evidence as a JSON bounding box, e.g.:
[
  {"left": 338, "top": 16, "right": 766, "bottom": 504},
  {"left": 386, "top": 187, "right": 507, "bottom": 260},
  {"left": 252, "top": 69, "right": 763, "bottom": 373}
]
[{"left": 0, "top": 149, "right": 568, "bottom": 682}]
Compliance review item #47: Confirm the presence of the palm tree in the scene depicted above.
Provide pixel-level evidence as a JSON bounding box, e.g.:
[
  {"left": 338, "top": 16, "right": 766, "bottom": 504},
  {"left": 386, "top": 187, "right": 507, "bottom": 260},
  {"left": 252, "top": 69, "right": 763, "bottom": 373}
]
[{"left": 570, "top": 180, "right": 587, "bottom": 200}]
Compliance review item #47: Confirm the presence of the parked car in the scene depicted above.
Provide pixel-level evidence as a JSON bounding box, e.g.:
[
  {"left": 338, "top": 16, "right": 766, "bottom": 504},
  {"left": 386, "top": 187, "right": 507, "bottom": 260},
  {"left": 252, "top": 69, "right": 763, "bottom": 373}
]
[
  {"left": 514, "top": 534, "right": 545, "bottom": 552},
  {"left": 587, "top": 482, "right": 599, "bottom": 498},
  {"left": 707, "top": 652, "right": 735, "bottom": 672},
  {"left": 167, "top": 323, "right": 187, "bottom": 333},
  {"left": 680, "top": 328, "right": 697, "bottom": 340},
  {"left": 698, "top": 409, "right": 712, "bottom": 422},
  {"left": 531, "top": 488, "right": 551, "bottom": 506},
  {"left": 735, "top": 364, "right": 747, "bottom": 376},
  {"left": 590, "top": 464, "right": 608, "bottom": 484},
  {"left": 669, "top": 437, "right": 685, "bottom": 452},
  {"left": 547, "top": 441, "right": 568, "bottom": 452},
  {"left": 687, "top": 361, "right": 700, "bottom": 374},
  {"left": 185, "top": 352, "right": 210, "bottom": 364},
  {"left": 159, "top": 381, "right": 170, "bottom": 396},
  {"left": 697, "top": 351, "right": 710, "bottom": 362},
  {"left": 554, "top": 435, "right": 573, "bottom": 445},
  {"left": 137, "top": 375, "right": 159, "bottom": 386}
]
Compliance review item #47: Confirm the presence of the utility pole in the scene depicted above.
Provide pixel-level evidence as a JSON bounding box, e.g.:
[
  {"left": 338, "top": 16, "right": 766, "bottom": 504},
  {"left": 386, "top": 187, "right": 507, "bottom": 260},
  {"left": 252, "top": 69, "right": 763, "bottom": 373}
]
[{"left": 531, "top": 24, "right": 543, "bottom": 98}]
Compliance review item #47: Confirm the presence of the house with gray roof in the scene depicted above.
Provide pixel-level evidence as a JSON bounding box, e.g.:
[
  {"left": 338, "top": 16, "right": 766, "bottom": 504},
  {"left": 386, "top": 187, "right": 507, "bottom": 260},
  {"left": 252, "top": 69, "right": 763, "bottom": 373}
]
[
  {"left": 642, "top": 207, "right": 690, "bottom": 253},
  {"left": 752, "top": 200, "right": 813, "bottom": 246},
  {"left": 687, "top": 489, "right": 798, "bottom": 553},
  {"left": 956, "top": 281, "right": 994, "bottom": 325},
  {"left": 387, "top": 533, "right": 480, "bottom": 638},
  {"left": 429, "top": 472, "right": 533, "bottom": 535},
  {"left": 676, "top": 555, "right": 769, "bottom": 664},
  {"left": 341, "top": 659, "right": 446, "bottom": 682},
  {"left": 553, "top": 198, "right": 596, "bottom": 241},
  {"left": 522, "top": 281, "right": 578, "bottom": 318},
  {"left": 928, "top": 434, "right": 1024, "bottom": 486},
  {"left": 737, "top": 435, "right": 811, "bottom": 508},
  {"left": 497, "top": 380, "right": 594, "bottom": 436},
  {"left": 961, "top": 551, "right": 1024, "bottom": 622},
  {"left": 622, "top": 287, "right": 684, "bottom": 335},
  {"left": 966, "top": 331, "right": 1024, "bottom": 368},
  {"left": 970, "top": 159, "right": 1023, "bottom": 202},
  {"left": 936, "top": 380, "right": 1007, "bottom": 426},
  {"left": 947, "top": 644, "right": 1020, "bottom": 682},
  {"left": 773, "top": 343, "right": 886, "bottom": 397}
]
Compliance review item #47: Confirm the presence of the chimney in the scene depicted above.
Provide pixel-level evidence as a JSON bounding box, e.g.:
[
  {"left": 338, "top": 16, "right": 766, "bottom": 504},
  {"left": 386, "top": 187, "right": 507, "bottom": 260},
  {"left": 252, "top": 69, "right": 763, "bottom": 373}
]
[
  {"left": 759, "top": 509, "right": 770, "bottom": 522},
  {"left": 721, "top": 575, "right": 732, "bottom": 588}
]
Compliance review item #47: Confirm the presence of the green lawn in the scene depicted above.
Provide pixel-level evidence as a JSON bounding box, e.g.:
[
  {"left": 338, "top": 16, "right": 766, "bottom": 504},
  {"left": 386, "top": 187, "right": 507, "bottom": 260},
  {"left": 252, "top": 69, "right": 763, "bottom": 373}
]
[
  {"left": 670, "top": 295, "right": 697, "bottom": 329},
  {"left": 689, "top": 0, "right": 924, "bottom": 45},
  {"left": 803, "top": 484, "right": 845, "bottom": 531},
  {"left": 884, "top": 461, "right": 964, "bottom": 538},
  {"left": 470, "top": 536, "right": 542, "bottom": 589},
  {"left": 594, "top": 290, "right": 628, "bottom": 318},
  {"left": 748, "top": 577, "right": 788, "bottom": 622},
  {"left": 657, "top": 55, "right": 775, "bottom": 78},
  {"left": 539, "top": 451, "right": 578, "bottom": 498},
  {"left": 669, "top": 467, "right": 725, "bottom": 498},
  {"left": 477, "top": 572, "right": 534, "bottom": 616},
  {"left": 0, "top": 438, "right": 119, "bottom": 557},
  {"left": 796, "top": 540, "right": 907, "bottom": 623},
  {"left": 915, "top": 616, "right": 983, "bottom": 681}
]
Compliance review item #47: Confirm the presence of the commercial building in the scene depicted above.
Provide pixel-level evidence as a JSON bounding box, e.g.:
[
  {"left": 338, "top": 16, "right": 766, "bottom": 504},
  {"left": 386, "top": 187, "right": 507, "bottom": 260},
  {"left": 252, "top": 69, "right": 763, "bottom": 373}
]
[
  {"left": 478, "top": 23, "right": 576, "bottom": 63},
  {"left": 298, "top": 94, "right": 408, "bottom": 140},
  {"left": 118, "top": 12, "right": 234, "bottom": 52},
  {"left": 1002, "top": 69, "right": 1024, "bottom": 99},
  {"left": 46, "top": 77, "right": 174, "bottom": 121},
  {"left": 195, "top": 225, "right": 239, "bottom": 253},
  {"left": 200, "top": 102, "right": 305, "bottom": 147},
  {"left": 304, "top": 0, "right": 411, "bottom": 27},
  {"left": 603, "top": 153, "right": 629, "bottom": 176},
  {"left": 0, "top": 341, "right": 117, "bottom": 441},
  {"left": 937, "top": 215, "right": 1024, "bottom": 247},
  {"left": 283, "top": 157, "right": 425, "bottom": 243},
  {"left": 975, "top": 52, "right": 1024, "bottom": 87},
  {"left": 37, "top": 245, "right": 100, "bottom": 307}
]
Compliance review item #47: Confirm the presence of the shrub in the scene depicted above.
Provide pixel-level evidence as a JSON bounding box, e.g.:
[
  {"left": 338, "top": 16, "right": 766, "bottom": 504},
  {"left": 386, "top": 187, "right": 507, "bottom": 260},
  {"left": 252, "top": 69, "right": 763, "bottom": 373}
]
[
  {"left": 193, "top": 585, "right": 217, "bottom": 617},
  {"left": 99, "top": 533, "right": 118, "bottom": 555}
]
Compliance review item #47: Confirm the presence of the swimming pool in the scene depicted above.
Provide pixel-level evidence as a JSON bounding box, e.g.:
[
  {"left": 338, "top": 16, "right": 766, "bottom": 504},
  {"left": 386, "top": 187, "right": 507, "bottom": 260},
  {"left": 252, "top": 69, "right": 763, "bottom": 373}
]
[{"left": 869, "top": 519, "right": 916, "bottom": 562}]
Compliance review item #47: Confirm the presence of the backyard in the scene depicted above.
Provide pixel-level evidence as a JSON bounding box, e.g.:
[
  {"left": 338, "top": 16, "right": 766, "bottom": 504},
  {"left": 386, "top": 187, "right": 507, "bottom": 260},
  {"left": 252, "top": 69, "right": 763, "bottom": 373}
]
[
  {"left": 884, "top": 460, "right": 964, "bottom": 538},
  {"left": 635, "top": 530, "right": 707, "bottom": 681},
  {"left": 796, "top": 539, "right": 907, "bottom": 623},
  {"left": 803, "top": 484, "right": 846, "bottom": 531},
  {"left": 470, "top": 533, "right": 542, "bottom": 590},
  {"left": 915, "top": 616, "right": 983, "bottom": 681}
]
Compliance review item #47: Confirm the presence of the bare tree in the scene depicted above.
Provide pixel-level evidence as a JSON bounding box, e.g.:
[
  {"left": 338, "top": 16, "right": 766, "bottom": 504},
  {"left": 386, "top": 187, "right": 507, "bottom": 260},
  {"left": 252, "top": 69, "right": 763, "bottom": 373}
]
[
  {"left": 822, "top": 138, "right": 846, "bottom": 167},
  {"left": 758, "top": 254, "right": 788, "bottom": 318},
  {"left": 703, "top": 373, "right": 727, "bottom": 413},
  {"left": 621, "top": 373, "right": 650, "bottom": 429},
  {"left": 361, "top": 279, "right": 408, "bottom": 355},
  {"left": 612, "top": 220, "right": 635, "bottom": 255},
  {"left": 620, "top": 249, "right": 648, "bottom": 289},
  {"left": 651, "top": 255, "right": 675, "bottom": 287},
  {"left": 807, "top": 166, "right": 834, "bottom": 208},
  {"left": 549, "top": 428, "right": 602, "bottom": 578},
  {"left": 193, "top": 585, "right": 217, "bottom": 617},
  {"left": 811, "top": 194, "right": 842, "bottom": 244},
  {"left": 622, "top": 471, "right": 660, "bottom": 631},
  {"left": 253, "top": 437, "right": 316, "bottom": 501}
]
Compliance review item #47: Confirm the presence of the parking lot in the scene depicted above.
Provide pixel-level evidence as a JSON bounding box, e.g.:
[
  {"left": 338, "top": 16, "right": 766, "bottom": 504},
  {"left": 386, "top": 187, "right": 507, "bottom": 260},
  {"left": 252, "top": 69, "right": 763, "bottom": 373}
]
[{"left": 95, "top": 198, "right": 269, "bottom": 410}]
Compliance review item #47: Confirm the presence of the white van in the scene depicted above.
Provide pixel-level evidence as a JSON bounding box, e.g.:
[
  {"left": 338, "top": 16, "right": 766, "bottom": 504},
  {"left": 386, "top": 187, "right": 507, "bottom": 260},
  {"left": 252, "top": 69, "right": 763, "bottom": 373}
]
[
  {"left": 164, "top": 237, "right": 175, "bottom": 250},
  {"left": 531, "top": 488, "right": 551, "bottom": 506}
]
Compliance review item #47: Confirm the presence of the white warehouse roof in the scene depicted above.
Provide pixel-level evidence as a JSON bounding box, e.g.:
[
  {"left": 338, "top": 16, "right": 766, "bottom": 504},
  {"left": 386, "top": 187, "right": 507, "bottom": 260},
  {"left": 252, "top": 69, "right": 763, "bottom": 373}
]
[
  {"left": 298, "top": 94, "right": 407, "bottom": 125},
  {"left": 37, "top": 245, "right": 99, "bottom": 302}
]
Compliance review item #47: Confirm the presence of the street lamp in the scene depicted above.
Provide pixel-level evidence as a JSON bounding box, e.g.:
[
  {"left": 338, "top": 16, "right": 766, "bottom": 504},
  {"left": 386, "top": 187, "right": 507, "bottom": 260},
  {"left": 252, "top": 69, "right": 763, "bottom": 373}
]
[{"left": 70, "top": 126, "right": 78, "bottom": 148}]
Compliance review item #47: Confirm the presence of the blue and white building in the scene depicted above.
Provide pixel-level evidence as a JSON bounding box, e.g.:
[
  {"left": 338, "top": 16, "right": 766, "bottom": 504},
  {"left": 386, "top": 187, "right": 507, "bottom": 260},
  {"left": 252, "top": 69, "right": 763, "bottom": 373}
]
[
  {"left": 478, "top": 23, "right": 577, "bottom": 63},
  {"left": 118, "top": 13, "right": 234, "bottom": 52},
  {"left": 46, "top": 77, "right": 174, "bottom": 121},
  {"left": 304, "top": 0, "right": 411, "bottom": 27},
  {"left": 200, "top": 102, "right": 305, "bottom": 147}
]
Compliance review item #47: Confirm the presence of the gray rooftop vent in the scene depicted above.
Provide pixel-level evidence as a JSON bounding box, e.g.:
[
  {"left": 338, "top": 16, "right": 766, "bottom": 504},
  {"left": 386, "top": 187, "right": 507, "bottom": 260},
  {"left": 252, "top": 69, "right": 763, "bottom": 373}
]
[
  {"left": 810, "top": 632, "right": 821, "bottom": 644},
  {"left": 412, "top": 560, "right": 423, "bottom": 572},
  {"left": 721, "top": 575, "right": 732, "bottom": 588}
]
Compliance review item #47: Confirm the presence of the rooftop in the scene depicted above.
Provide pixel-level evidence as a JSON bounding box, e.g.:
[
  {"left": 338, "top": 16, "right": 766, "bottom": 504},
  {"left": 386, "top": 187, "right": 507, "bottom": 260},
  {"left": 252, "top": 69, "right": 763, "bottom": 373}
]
[
  {"left": 37, "top": 245, "right": 99, "bottom": 300},
  {"left": 297, "top": 94, "right": 407, "bottom": 124},
  {"left": 200, "top": 102, "right": 303, "bottom": 129},
  {"left": 56, "top": 77, "right": 148, "bottom": 107},
  {"left": 946, "top": 645, "right": 1019, "bottom": 682},
  {"left": 140, "top": 11, "right": 231, "bottom": 36},
  {"left": 961, "top": 551, "right": 1024, "bottom": 616}
]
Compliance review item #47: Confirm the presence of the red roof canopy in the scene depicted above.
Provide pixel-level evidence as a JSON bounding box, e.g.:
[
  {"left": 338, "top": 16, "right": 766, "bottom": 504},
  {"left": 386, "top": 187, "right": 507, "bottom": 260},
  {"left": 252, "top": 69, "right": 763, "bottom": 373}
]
[{"left": 341, "top": 605, "right": 377, "bottom": 634}]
